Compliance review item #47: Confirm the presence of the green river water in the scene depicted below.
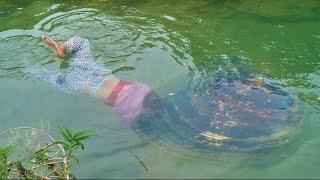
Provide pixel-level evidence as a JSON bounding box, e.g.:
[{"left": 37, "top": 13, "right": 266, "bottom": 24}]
[{"left": 0, "top": 0, "right": 320, "bottom": 178}]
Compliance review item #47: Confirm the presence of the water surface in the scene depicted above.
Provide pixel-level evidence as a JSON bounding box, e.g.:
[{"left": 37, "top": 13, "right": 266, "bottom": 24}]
[{"left": 0, "top": 0, "right": 320, "bottom": 178}]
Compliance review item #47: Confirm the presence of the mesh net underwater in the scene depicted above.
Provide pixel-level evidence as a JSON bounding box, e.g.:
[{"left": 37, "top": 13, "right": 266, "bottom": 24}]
[{"left": 132, "top": 56, "right": 306, "bottom": 158}]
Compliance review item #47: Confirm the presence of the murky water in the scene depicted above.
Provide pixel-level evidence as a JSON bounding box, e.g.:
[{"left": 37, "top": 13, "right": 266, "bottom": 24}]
[{"left": 1, "top": 0, "right": 320, "bottom": 178}]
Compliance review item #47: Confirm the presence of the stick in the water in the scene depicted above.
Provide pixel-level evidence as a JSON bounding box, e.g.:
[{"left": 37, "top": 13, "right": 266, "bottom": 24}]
[{"left": 129, "top": 149, "right": 150, "bottom": 173}]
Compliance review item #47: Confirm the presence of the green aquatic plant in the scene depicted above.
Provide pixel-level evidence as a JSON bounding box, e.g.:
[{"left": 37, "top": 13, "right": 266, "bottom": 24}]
[
  {"left": 111, "top": 66, "right": 135, "bottom": 73},
  {"left": 49, "top": 126, "right": 94, "bottom": 163},
  {"left": 0, "top": 145, "right": 15, "bottom": 179},
  {"left": 0, "top": 126, "right": 94, "bottom": 179}
]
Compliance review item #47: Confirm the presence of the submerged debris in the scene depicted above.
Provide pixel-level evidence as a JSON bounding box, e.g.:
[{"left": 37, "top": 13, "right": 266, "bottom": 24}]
[{"left": 129, "top": 149, "right": 150, "bottom": 173}]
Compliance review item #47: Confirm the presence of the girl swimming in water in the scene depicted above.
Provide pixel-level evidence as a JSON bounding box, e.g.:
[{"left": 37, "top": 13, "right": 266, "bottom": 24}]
[
  {"left": 28, "top": 35, "right": 159, "bottom": 125},
  {"left": 27, "top": 35, "right": 301, "bottom": 154},
  {"left": 28, "top": 35, "right": 283, "bottom": 128}
]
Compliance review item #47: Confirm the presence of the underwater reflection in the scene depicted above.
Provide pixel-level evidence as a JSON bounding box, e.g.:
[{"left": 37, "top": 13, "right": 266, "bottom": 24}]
[{"left": 132, "top": 56, "right": 305, "bottom": 157}]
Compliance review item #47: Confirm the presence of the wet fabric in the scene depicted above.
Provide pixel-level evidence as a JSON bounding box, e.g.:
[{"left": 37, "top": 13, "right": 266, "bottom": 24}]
[
  {"left": 25, "top": 36, "right": 111, "bottom": 96},
  {"left": 112, "top": 81, "right": 151, "bottom": 125},
  {"left": 66, "top": 36, "right": 93, "bottom": 61},
  {"left": 105, "top": 80, "right": 133, "bottom": 107}
]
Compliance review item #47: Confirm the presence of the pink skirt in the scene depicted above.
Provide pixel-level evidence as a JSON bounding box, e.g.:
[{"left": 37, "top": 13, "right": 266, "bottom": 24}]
[{"left": 108, "top": 81, "right": 151, "bottom": 126}]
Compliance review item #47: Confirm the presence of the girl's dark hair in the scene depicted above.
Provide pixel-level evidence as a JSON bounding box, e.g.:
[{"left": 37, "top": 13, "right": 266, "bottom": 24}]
[{"left": 142, "top": 91, "right": 165, "bottom": 112}]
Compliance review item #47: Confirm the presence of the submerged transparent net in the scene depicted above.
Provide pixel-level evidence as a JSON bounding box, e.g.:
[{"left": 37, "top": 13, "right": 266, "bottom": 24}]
[{"left": 132, "top": 56, "right": 305, "bottom": 157}]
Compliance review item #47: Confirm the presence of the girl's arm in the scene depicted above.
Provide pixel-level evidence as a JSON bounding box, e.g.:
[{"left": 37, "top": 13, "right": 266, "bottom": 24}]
[{"left": 41, "top": 35, "right": 67, "bottom": 58}]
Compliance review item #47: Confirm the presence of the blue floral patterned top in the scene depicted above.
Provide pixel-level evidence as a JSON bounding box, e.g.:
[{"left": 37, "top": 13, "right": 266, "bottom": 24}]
[{"left": 26, "top": 36, "right": 112, "bottom": 96}]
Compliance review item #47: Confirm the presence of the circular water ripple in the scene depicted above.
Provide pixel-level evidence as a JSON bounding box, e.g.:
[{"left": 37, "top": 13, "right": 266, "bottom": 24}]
[
  {"left": 132, "top": 56, "right": 306, "bottom": 159},
  {"left": 0, "top": 7, "right": 193, "bottom": 80}
]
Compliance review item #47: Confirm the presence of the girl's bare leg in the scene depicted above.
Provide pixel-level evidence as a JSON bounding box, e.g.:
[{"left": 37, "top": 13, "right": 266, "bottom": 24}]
[{"left": 41, "top": 35, "right": 67, "bottom": 58}]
